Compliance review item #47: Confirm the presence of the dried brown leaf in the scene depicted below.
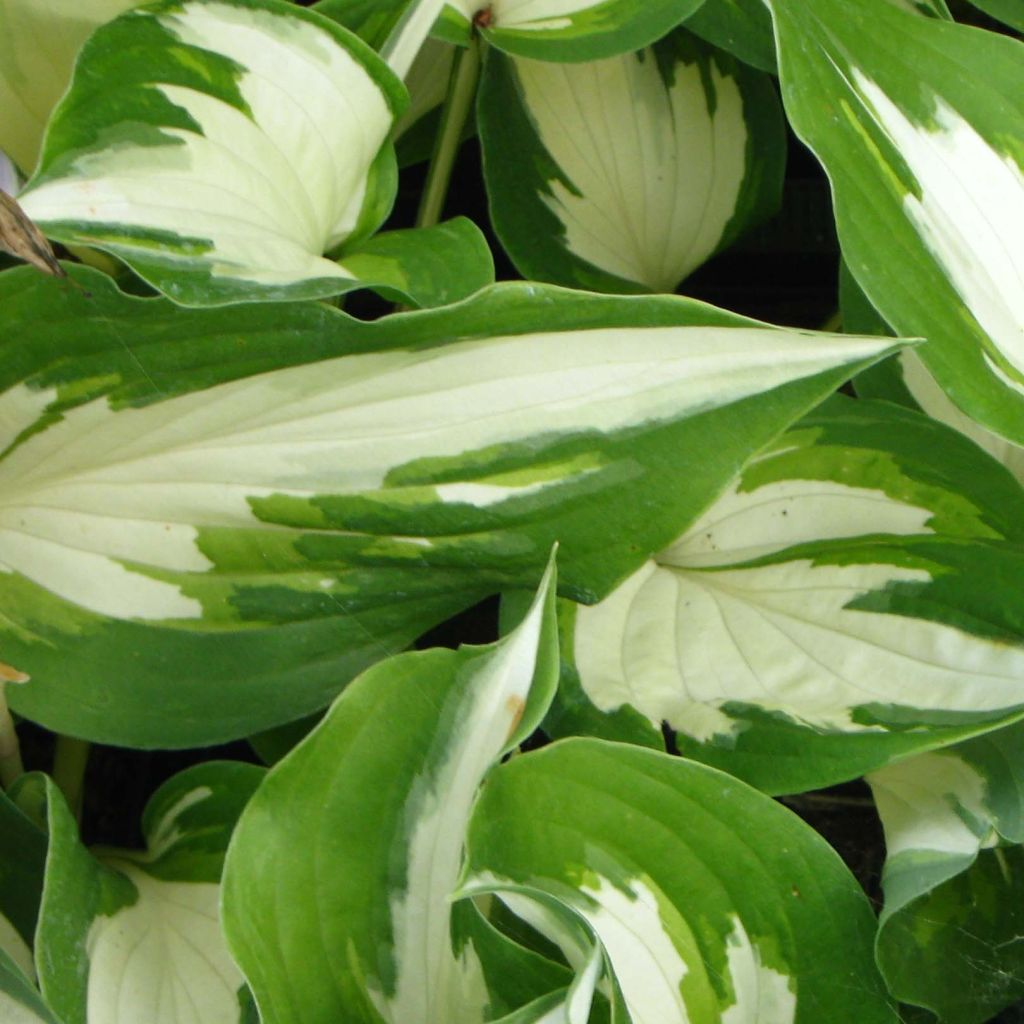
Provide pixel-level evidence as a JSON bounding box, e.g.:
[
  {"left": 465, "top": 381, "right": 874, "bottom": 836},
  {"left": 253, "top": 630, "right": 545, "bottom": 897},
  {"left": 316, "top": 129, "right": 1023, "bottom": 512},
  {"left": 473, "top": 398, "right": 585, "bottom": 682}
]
[{"left": 0, "top": 188, "right": 65, "bottom": 278}]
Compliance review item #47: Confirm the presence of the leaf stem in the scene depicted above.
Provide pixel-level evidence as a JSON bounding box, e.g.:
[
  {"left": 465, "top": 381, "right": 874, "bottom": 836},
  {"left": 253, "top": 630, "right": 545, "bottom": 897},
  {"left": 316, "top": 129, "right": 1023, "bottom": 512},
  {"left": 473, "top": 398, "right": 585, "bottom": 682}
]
[
  {"left": 52, "top": 736, "right": 90, "bottom": 822},
  {"left": 0, "top": 683, "right": 24, "bottom": 789},
  {"left": 416, "top": 36, "right": 481, "bottom": 230}
]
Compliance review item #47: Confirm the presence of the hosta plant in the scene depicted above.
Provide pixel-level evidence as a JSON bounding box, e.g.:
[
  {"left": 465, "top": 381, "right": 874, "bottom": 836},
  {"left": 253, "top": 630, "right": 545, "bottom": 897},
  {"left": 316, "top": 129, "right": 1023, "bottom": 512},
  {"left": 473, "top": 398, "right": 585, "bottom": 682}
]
[{"left": 0, "top": 0, "right": 1022, "bottom": 1021}]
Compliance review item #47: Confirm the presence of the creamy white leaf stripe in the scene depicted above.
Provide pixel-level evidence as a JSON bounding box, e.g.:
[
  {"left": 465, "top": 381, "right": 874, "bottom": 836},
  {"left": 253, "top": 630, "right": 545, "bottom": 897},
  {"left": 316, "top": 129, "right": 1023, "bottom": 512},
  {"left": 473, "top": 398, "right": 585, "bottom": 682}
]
[
  {"left": 446, "top": 0, "right": 598, "bottom": 29},
  {"left": 901, "top": 352, "right": 1024, "bottom": 485},
  {"left": 0, "top": 0, "right": 139, "bottom": 173},
  {"left": 512, "top": 50, "right": 747, "bottom": 291},
  {"left": 0, "top": 327, "right": 894, "bottom": 620},
  {"left": 85, "top": 862, "right": 243, "bottom": 1024},
  {"left": 20, "top": 1, "right": 398, "bottom": 291},
  {"left": 868, "top": 752, "right": 998, "bottom": 860},
  {"left": 720, "top": 917, "right": 796, "bottom": 1024},
  {"left": 845, "top": 69, "right": 1024, "bottom": 390},
  {"left": 369, "top": 564, "right": 552, "bottom": 1023},
  {"left": 575, "top": 475, "right": 1024, "bottom": 740}
]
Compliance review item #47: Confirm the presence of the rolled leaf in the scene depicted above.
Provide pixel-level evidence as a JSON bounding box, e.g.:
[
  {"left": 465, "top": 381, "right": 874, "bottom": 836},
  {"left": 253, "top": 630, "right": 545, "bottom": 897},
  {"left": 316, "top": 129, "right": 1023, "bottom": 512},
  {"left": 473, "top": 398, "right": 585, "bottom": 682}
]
[
  {"left": 0, "top": 0, "right": 139, "bottom": 175},
  {"left": 480, "top": 29, "right": 784, "bottom": 295},
  {"left": 869, "top": 724, "right": 1024, "bottom": 1023},
  {"left": 441, "top": 0, "right": 700, "bottom": 62},
  {"left": 0, "top": 265, "right": 905, "bottom": 747},
  {"left": 571, "top": 397, "right": 1024, "bottom": 793},
  {"left": 17, "top": 0, "right": 408, "bottom": 306},
  {"left": 764, "top": 0, "right": 1024, "bottom": 445},
  {"left": 35, "top": 763, "right": 263, "bottom": 1024},
  {"left": 462, "top": 738, "right": 898, "bottom": 1023},
  {"left": 222, "top": 563, "right": 565, "bottom": 1024}
]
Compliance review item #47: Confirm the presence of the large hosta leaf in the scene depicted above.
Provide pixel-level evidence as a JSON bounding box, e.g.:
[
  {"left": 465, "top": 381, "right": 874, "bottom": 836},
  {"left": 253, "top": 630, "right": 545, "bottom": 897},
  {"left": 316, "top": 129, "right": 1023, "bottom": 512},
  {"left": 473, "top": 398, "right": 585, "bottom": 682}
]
[
  {"left": 682, "top": 0, "right": 777, "bottom": 72},
  {"left": 437, "top": 0, "right": 699, "bottom": 61},
  {"left": 35, "top": 763, "right": 263, "bottom": 1024},
  {"left": 479, "top": 29, "right": 784, "bottom": 294},
  {"left": 462, "top": 739, "right": 898, "bottom": 1023},
  {"left": 0, "top": 265, "right": 904, "bottom": 747},
  {"left": 570, "top": 397, "right": 1024, "bottom": 794},
  {"left": 0, "top": 0, "right": 139, "bottom": 175},
  {"left": 764, "top": 0, "right": 1024, "bottom": 445},
  {"left": 17, "top": 0, "right": 408, "bottom": 306},
  {"left": 868, "top": 724, "right": 1024, "bottom": 1023},
  {"left": 222, "top": 564, "right": 565, "bottom": 1024}
]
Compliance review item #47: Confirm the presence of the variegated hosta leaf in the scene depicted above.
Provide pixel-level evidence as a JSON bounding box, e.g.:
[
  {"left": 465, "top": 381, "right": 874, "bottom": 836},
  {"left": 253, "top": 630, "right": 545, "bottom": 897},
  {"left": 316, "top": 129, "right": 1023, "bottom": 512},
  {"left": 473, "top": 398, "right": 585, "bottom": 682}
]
[
  {"left": 0, "top": 0, "right": 139, "bottom": 175},
  {"left": 868, "top": 723, "right": 1024, "bottom": 1023},
  {"left": 480, "top": 29, "right": 784, "bottom": 295},
  {"left": 0, "top": 265, "right": 905, "bottom": 747},
  {"left": 222, "top": 565, "right": 566, "bottom": 1024},
  {"left": 461, "top": 739, "right": 898, "bottom": 1024},
  {"left": 764, "top": 0, "right": 1024, "bottom": 445},
  {"left": 436, "top": 0, "right": 699, "bottom": 61},
  {"left": 682, "top": 0, "right": 777, "bottom": 73},
  {"left": 571, "top": 396, "right": 1024, "bottom": 795},
  {"left": 312, "top": 0, "right": 414, "bottom": 48},
  {"left": 36, "top": 763, "right": 264, "bottom": 1024},
  {"left": 17, "top": 0, "right": 409, "bottom": 307},
  {"left": 842, "top": 262, "right": 1024, "bottom": 487}
]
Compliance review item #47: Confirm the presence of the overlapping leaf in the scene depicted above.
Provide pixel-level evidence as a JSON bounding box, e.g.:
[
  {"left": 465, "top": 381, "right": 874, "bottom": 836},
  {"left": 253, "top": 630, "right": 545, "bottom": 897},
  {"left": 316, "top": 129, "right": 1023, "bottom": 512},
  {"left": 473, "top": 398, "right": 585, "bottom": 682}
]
[
  {"left": 222, "top": 563, "right": 564, "bottom": 1024},
  {"left": 34, "top": 763, "right": 262, "bottom": 1024},
  {"left": 0, "top": 265, "right": 904, "bottom": 747},
  {"left": 462, "top": 739, "right": 899, "bottom": 1023},
  {"left": 682, "top": 0, "right": 777, "bottom": 72},
  {"left": 765, "top": 0, "right": 1024, "bottom": 445},
  {"left": 480, "top": 28, "right": 784, "bottom": 294},
  {"left": 569, "top": 396, "right": 1024, "bottom": 794},
  {"left": 869, "top": 723, "right": 1024, "bottom": 1023},
  {"left": 0, "top": 0, "right": 139, "bottom": 175},
  {"left": 436, "top": 0, "right": 699, "bottom": 62},
  {"left": 17, "top": 0, "right": 411, "bottom": 306}
]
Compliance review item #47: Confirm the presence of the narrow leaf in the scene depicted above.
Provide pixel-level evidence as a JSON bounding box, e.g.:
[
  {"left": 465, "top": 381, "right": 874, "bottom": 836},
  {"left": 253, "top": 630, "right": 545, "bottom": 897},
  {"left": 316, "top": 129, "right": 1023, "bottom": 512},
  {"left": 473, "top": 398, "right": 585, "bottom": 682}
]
[
  {"left": 765, "top": 0, "right": 1024, "bottom": 444},
  {"left": 222, "top": 562, "right": 561, "bottom": 1024}
]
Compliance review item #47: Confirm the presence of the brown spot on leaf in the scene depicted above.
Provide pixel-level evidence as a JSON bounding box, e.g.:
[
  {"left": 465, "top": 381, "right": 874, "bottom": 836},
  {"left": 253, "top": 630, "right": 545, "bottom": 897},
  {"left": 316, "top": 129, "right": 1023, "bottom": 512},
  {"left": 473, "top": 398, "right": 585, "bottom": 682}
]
[
  {"left": 505, "top": 694, "right": 525, "bottom": 737},
  {"left": 473, "top": 6, "right": 493, "bottom": 28},
  {"left": 0, "top": 660, "right": 29, "bottom": 684}
]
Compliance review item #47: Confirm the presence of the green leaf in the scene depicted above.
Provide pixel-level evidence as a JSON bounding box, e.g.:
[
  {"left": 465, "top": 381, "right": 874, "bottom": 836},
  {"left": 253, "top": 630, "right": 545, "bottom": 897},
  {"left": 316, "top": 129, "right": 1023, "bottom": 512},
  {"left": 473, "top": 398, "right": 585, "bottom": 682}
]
[
  {"left": 0, "top": 0, "right": 139, "bottom": 175},
  {"left": 843, "top": 263, "right": 1024, "bottom": 485},
  {"left": 445, "top": 0, "right": 701, "bottom": 62},
  {"left": 869, "top": 724, "right": 1024, "bottom": 1022},
  {"left": 683, "top": 0, "right": 777, "bottom": 73},
  {"left": 338, "top": 217, "right": 495, "bottom": 308},
  {"left": 764, "top": 0, "right": 1024, "bottom": 445},
  {"left": 17, "top": 0, "right": 409, "bottom": 307},
  {"left": 0, "top": 265, "right": 905, "bottom": 747},
  {"left": 462, "top": 738, "right": 899, "bottom": 1023},
  {"left": 0, "top": 788, "right": 47, "bottom": 967},
  {"left": 480, "top": 29, "right": 784, "bottom": 294},
  {"left": 962, "top": 0, "right": 1024, "bottom": 32},
  {"left": 313, "top": 0, "right": 415, "bottom": 47},
  {"left": 569, "top": 396, "right": 1024, "bottom": 793},
  {"left": 222, "top": 562, "right": 563, "bottom": 1024},
  {"left": 36, "top": 763, "right": 262, "bottom": 1024},
  {"left": 0, "top": 947, "right": 58, "bottom": 1024}
]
